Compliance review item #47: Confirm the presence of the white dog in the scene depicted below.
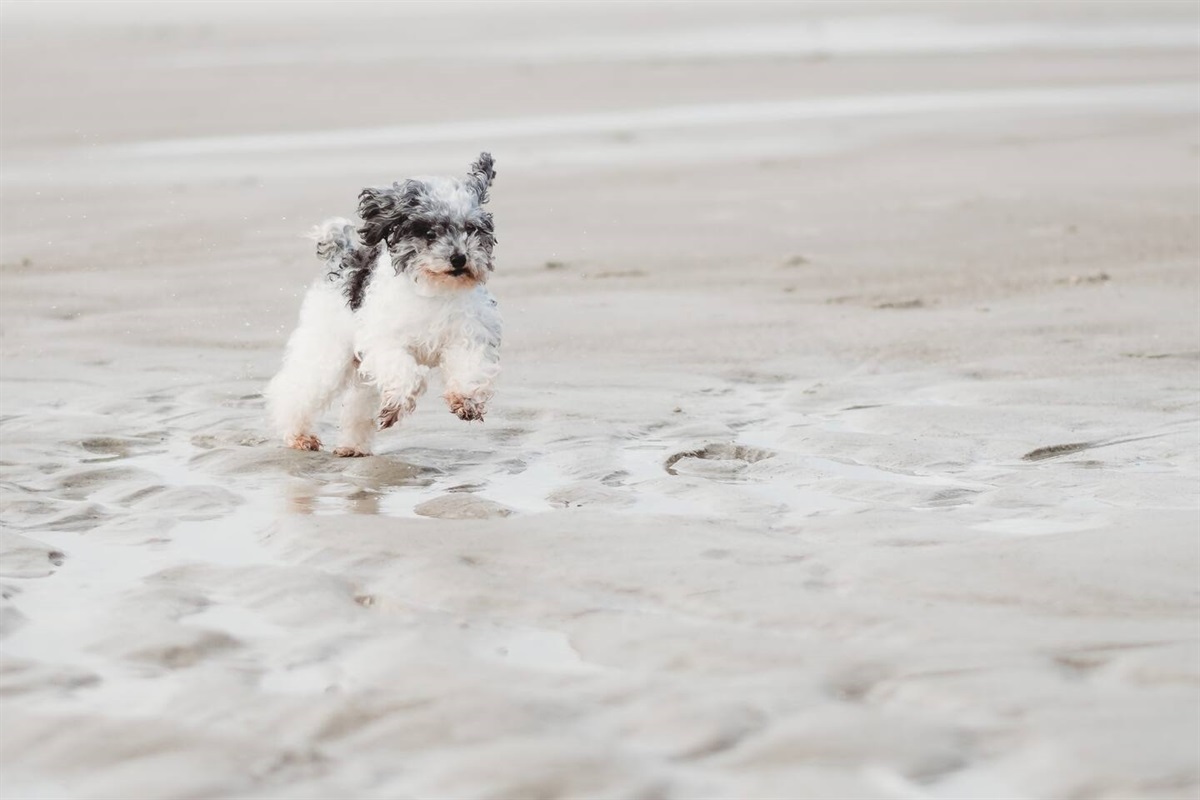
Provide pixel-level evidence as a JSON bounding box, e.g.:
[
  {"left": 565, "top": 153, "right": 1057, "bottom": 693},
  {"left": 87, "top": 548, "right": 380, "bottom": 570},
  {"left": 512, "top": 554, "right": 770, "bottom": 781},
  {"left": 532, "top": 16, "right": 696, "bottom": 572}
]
[{"left": 265, "top": 153, "right": 501, "bottom": 457}]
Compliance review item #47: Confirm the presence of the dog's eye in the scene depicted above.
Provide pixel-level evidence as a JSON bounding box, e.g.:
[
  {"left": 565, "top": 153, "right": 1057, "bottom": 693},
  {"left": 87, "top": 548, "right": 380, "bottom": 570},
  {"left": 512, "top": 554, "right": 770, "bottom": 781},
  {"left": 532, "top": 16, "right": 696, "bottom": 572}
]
[{"left": 424, "top": 229, "right": 437, "bottom": 242}]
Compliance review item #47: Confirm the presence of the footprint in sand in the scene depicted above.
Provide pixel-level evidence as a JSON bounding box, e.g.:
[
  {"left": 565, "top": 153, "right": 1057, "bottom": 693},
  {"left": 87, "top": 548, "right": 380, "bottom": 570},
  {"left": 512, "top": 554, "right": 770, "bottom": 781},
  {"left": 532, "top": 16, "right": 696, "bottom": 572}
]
[
  {"left": 79, "top": 437, "right": 132, "bottom": 460},
  {"left": 126, "top": 628, "right": 242, "bottom": 670},
  {"left": 32, "top": 504, "right": 110, "bottom": 533},
  {"left": 190, "top": 445, "right": 431, "bottom": 488},
  {"left": 341, "top": 458, "right": 431, "bottom": 490},
  {"left": 121, "top": 485, "right": 243, "bottom": 521},
  {"left": 664, "top": 443, "right": 777, "bottom": 477},
  {"left": 414, "top": 494, "right": 514, "bottom": 519},
  {"left": 0, "top": 657, "right": 100, "bottom": 694},
  {"left": 917, "top": 487, "right": 983, "bottom": 509},
  {"left": 52, "top": 466, "right": 158, "bottom": 501},
  {"left": 0, "top": 532, "right": 66, "bottom": 579},
  {"left": 76, "top": 433, "right": 168, "bottom": 464},
  {"left": 547, "top": 482, "right": 634, "bottom": 509}
]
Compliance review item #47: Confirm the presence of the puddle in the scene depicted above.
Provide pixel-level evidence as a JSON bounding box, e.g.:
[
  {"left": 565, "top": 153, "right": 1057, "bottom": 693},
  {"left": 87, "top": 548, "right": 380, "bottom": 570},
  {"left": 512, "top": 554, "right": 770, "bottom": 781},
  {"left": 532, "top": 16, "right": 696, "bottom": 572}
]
[{"left": 972, "top": 517, "right": 1108, "bottom": 536}]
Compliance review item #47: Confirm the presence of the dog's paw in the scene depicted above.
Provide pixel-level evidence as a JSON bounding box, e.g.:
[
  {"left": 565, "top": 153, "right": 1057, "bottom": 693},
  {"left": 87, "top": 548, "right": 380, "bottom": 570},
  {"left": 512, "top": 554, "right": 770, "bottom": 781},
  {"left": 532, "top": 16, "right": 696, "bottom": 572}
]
[
  {"left": 286, "top": 433, "right": 322, "bottom": 451},
  {"left": 379, "top": 393, "right": 419, "bottom": 430},
  {"left": 378, "top": 405, "right": 402, "bottom": 430},
  {"left": 446, "top": 392, "right": 486, "bottom": 422},
  {"left": 333, "top": 447, "right": 370, "bottom": 458}
]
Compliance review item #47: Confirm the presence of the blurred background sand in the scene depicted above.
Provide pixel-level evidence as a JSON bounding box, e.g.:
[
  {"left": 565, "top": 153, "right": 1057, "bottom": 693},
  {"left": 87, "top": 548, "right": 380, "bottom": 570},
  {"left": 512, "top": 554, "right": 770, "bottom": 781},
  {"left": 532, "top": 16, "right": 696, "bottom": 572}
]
[{"left": 1, "top": 2, "right": 1198, "bottom": 798}]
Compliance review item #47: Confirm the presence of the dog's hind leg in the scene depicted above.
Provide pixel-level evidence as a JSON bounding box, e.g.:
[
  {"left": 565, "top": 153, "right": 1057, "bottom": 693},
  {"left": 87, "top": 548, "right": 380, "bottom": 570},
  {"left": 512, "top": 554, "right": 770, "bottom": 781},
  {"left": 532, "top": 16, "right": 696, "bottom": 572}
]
[
  {"left": 333, "top": 374, "right": 379, "bottom": 457},
  {"left": 267, "top": 349, "right": 354, "bottom": 451},
  {"left": 265, "top": 284, "right": 356, "bottom": 451}
]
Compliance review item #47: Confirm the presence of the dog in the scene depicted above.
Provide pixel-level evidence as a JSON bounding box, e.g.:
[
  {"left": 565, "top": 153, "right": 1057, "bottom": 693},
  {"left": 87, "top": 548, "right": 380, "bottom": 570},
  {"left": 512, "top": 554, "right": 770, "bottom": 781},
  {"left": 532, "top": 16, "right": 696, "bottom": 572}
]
[{"left": 265, "top": 153, "right": 501, "bottom": 457}]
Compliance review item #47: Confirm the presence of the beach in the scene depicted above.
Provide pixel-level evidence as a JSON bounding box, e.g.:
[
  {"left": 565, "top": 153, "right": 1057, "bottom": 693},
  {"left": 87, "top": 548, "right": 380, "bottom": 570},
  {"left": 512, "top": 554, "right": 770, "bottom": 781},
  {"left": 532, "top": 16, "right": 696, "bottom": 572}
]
[{"left": 1, "top": 2, "right": 1198, "bottom": 798}]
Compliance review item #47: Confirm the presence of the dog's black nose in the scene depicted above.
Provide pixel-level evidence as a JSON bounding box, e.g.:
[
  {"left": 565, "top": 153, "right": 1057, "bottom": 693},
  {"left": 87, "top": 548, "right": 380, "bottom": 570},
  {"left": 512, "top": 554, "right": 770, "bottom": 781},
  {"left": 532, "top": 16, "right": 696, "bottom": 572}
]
[{"left": 450, "top": 253, "right": 467, "bottom": 270}]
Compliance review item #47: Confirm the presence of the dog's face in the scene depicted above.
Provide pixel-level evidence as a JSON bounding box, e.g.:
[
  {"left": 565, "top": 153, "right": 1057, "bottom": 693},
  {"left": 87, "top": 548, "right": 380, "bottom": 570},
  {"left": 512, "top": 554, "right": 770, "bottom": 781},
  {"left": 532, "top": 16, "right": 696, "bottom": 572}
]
[{"left": 358, "top": 153, "right": 497, "bottom": 294}]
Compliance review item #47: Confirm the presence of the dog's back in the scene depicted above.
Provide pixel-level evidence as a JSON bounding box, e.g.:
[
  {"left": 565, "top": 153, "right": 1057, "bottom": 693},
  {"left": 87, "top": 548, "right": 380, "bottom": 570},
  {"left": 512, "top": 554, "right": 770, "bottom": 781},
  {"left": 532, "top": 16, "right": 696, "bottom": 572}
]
[{"left": 309, "top": 217, "right": 381, "bottom": 311}]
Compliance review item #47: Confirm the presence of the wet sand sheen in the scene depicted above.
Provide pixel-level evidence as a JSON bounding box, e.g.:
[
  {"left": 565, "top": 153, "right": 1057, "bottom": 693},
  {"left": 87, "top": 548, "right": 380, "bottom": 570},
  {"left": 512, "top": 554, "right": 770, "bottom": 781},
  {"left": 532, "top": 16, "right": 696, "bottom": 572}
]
[{"left": 1, "top": 2, "right": 1198, "bottom": 799}]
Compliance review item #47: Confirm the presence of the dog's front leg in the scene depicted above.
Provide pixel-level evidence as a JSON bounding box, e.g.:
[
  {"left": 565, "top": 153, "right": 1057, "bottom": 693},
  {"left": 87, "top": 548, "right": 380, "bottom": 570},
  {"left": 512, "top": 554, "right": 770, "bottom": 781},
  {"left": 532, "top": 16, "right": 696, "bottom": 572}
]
[
  {"left": 440, "top": 329, "right": 500, "bottom": 423},
  {"left": 357, "top": 345, "right": 429, "bottom": 430}
]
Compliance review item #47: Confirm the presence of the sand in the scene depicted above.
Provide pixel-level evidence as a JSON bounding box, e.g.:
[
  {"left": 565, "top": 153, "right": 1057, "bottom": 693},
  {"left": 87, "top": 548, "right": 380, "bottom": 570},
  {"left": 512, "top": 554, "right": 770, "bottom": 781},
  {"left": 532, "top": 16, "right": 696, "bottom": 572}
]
[{"left": 1, "top": 2, "right": 1198, "bottom": 798}]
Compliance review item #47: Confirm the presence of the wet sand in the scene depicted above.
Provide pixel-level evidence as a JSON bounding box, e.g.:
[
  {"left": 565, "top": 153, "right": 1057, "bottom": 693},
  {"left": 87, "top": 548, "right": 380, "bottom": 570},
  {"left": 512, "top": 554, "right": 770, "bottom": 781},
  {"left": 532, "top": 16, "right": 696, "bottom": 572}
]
[{"left": 2, "top": 2, "right": 1199, "bottom": 798}]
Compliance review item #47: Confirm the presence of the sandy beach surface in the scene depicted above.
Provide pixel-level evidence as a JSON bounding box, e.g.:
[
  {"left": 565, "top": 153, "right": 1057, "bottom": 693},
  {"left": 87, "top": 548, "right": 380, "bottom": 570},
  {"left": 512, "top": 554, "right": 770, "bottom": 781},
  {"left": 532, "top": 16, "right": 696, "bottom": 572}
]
[{"left": 2, "top": 2, "right": 1198, "bottom": 798}]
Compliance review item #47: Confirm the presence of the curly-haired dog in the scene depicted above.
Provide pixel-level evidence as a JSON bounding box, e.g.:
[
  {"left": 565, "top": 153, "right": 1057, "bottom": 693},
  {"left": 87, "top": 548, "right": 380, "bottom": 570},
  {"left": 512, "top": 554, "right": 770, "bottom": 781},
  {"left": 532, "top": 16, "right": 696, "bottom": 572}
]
[{"left": 266, "top": 153, "right": 501, "bottom": 456}]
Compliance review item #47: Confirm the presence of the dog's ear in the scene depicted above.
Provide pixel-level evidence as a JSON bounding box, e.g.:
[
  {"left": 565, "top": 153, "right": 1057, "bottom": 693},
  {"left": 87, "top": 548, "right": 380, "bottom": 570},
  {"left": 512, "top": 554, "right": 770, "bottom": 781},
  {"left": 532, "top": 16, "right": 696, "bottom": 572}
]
[
  {"left": 358, "top": 180, "right": 425, "bottom": 247},
  {"left": 357, "top": 183, "right": 403, "bottom": 248},
  {"left": 465, "top": 152, "right": 496, "bottom": 205}
]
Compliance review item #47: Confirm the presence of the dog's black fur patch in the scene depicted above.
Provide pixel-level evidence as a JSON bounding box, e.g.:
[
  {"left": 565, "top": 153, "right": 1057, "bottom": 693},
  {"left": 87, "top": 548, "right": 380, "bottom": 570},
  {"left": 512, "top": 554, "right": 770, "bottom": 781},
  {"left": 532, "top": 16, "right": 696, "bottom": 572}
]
[{"left": 340, "top": 242, "right": 384, "bottom": 311}]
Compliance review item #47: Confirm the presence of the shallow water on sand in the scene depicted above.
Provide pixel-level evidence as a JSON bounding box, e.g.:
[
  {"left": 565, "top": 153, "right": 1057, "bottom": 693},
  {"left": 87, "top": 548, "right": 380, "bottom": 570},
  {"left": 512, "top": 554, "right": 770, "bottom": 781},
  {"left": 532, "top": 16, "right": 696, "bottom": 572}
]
[{"left": 2, "top": 1, "right": 1198, "bottom": 796}]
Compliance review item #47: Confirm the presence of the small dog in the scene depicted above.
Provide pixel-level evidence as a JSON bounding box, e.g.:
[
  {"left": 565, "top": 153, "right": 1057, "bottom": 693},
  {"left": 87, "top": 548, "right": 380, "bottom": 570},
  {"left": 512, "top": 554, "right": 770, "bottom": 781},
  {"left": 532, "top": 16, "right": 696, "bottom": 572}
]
[{"left": 265, "top": 153, "right": 501, "bottom": 456}]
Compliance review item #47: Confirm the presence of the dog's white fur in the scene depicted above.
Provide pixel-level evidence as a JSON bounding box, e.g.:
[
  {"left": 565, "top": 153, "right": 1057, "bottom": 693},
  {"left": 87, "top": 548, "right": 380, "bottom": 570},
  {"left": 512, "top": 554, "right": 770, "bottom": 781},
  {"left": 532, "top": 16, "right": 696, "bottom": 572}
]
[{"left": 265, "top": 159, "right": 501, "bottom": 456}]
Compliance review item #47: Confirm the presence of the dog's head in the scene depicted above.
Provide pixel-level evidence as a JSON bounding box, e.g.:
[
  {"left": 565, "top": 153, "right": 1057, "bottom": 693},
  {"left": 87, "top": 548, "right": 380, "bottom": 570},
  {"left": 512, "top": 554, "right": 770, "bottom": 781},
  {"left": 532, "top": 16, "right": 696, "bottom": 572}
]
[{"left": 358, "top": 152, "right": 497, "bottom": 294}]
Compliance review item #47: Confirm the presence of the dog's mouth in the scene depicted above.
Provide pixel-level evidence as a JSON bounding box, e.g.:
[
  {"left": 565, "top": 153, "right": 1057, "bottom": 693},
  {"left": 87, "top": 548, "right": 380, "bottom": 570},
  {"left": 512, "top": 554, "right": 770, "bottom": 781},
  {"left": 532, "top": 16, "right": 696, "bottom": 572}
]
[{"left": 418, "top": 264, "right": 481, "bottom": 290}]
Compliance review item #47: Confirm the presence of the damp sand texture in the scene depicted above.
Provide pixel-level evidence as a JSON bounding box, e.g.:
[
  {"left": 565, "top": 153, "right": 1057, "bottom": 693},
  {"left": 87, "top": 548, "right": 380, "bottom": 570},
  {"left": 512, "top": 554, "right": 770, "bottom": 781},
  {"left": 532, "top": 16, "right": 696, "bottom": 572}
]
[{"left": 2, "top": 2, "right": 1199, "bottom": 799}]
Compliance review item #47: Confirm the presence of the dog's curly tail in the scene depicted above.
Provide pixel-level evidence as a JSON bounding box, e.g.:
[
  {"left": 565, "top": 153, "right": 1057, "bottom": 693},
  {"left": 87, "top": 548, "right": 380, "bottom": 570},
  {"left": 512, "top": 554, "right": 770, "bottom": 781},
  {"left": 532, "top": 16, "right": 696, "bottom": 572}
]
[{"left": 308, "top": 217, "right": 359, "bottom": 265}]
